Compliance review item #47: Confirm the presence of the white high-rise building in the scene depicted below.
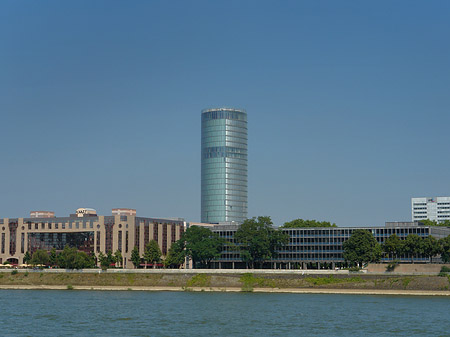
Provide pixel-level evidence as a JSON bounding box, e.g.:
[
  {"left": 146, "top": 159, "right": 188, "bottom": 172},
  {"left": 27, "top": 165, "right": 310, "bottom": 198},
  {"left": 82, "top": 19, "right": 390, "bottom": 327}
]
[{"left": 411, "top": 197, "right": 450, "bottom": 222}]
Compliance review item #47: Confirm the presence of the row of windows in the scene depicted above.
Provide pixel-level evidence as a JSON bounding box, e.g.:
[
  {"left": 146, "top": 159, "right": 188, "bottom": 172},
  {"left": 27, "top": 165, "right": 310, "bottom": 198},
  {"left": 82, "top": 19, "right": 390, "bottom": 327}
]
[
  {"left": 202, "top": 195, "right": 247, "bottom": 202},
  {"left": 202, "top": 129, "right": 248, "bottom": 138},
  {"left": 201, "top": 193, "right": 248, "bottom": 201},
  {"left": 202, "top": 130, "right": 247, "bottom": 140},
  {"left": 203, "top": 152, "right": 247, "bottom": 160},
  {"left": 202, "top": 176, "right": 248, "bottom": 184},
  {"left": 202, "top": 139, "right": 247, "bottom": 148},
  {"left": 202, "top": 141, "right": 247, "bottom": 150},
  {"left": 202, "top": 119, "right": 247, "bottom": 130},
  {"left": 201, "top": 184, "right": 247, "bottom": 192},
  {"left": 201, "top": 110, "right": 246, "bottom": 122},
  {"left": 203, "top": 146, "right": 247, "bottom": 155},
  {"left": 202, "top": 172, "right": 247, "bottom": 180},
  {"left": 202, "top": 200, "right": 247, "bottom": 208},
  {"left": 201, "top": 124, "right": 247, "bottom": 136},
  {"left": 202, "top": 135, "right": 247, "bottom": 145},
  {"left": 202, "top": 167, "right": 247, "bottom": 176},
  {"left": 225, "top": 119, "right": 247, "bottom": 128},
  {"left": 201, "top": 133, "right": 248, "bottom": 145}
]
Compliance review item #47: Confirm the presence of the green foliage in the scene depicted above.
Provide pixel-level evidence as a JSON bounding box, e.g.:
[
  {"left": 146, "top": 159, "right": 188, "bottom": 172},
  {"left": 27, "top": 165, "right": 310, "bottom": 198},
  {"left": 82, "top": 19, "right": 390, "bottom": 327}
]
[
  {"left": 143, "top": 240, "right": 162, "bottom": 266},
  {"left": 31, "top": 249, "right": 50, "bottom": 266},
  {"left": 235, "top": 216, "right": 289, "bottom": 268},
  {"left": 402, "top": 277, "right": 412, "bottom": 289},
  {"left": 383, "top": 234, "right": 403, "bottom": 259},
  {"left": 440, "top": 266, "right": 450, "bottom": 273},
  {"left": 58, "top": 246, "right": 96, "bottom": 269},
  {"left": 186, "top": 274, "right": 211, "bottom": 287},
  {"left": 422, "top": 236, "right": 440, "bottom": 262},
  {"left": 281, "top": 219, "right": 337, "bottom": 228},
  {"left": 11, "top": 270, "right": 18, "bottom": 275},
  {"left": 386, "top": 260, "right": 399, "bottom": 272},
  {"left": 164, "top": 240, "right": 185, "bottom": 268},
  {"left": 131, "top": 246, "right": 141, "bottom": 268},
  {"left": 419, "top": 219, "right": 450, "bottom": 227},
  {"left": 98, "top": 251, "right": 116, "bottom": 269},
  {"left": 49, "top": 248, "right": 58, "bottom": 266},
  {"left": 23, "top": 251, "right": 31, "bottom": 264},
  {"left": 114, "top": 250, "right": 123, "bottom": 268},
  {"left": 183, "top": 226, "right": 224, "bottom": 268},
  {"left": 402, "top": 234, "right": 424, "bottom": 263},
  {"left": 348, "top": 266, "right": 361, "bottom": 272},
  {"left": 239, "top": 273, "right": 276, "bottom": 292},
  {"left": 439, "top": 236, "right": 450, "bottom": 263},
  {"left": 66, "top": 284, "right": 74, "bottom": 290},
  {"left": 343, "top": 229, "right": 382, "bottom": 266},
  {"left": 305, "top": 275, "right": 363, "bottom": 286}
]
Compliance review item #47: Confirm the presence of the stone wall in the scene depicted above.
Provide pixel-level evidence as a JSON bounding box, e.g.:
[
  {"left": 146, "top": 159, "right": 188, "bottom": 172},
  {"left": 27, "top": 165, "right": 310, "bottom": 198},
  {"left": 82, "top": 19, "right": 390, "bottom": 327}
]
[{"left": 367, "top": 263, "right": 450, "bottom": 274}]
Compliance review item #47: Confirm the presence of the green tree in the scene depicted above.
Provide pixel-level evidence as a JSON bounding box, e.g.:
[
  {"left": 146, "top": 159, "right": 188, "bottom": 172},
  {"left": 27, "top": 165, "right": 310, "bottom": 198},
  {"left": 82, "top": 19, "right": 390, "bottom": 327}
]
[
  {"left": 144, "top": 240, "right": 162, "bottom": 268},
  {"left": 164, "top": 240, "right": 185, "bottom": 268},
  {"left": 58, "top": 246, "right": 95, "bottom": 269},
  {"left": 422, "top": 236, "right": 440, "bottom": 262},
  {"left": 235, "top": 216, "right": 289, "bottom": 268},
  {"left": 97, "top": 251, "right": 116, "bottom": 269},
  {"left": 439, "top": 235, "right": 450, "bottom": 263},
  {"left": 31, "top": 249, "right": 50, "bottom": 266},
  {"left": 97, "top": 252, "right": 108, "bottom": 269},
  {"left": 107, "top": 251, "right": 116, "bottom": 267},
  {"left": 419, "top": 219, "right": 450, "bottom": 227},
  {"left": 343, "top": 229, "right": 382, "bottom": 267},
  {"left": 281, "top": 219, "right": 337, "bottom": 228},
  {"left": 131, "top": 246, "right": 141, "bottom": 268},
  {"left": 49, "top": 248, "right": 58, "bottom": 266},
  {"left": 183, "top": 226, "right": 224, "bottom": 268},
  {"left": 114, "top": 249, "right": 123, "bottom": 268},
  {"left": 23, "top": 251, "right": 31, "bottom": 265},
  {"left": 402, "top": 234, "right": 424, "bottom": 263},
  {"left": 383, "top": 234, "right": 403, "bottom": 259}
]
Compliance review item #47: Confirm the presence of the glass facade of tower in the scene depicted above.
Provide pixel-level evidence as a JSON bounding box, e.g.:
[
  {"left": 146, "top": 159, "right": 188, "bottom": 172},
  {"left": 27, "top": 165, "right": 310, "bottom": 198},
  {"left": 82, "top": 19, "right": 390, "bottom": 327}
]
[{"left": 201, "top": 108, "right": 248, "bottom": 223}]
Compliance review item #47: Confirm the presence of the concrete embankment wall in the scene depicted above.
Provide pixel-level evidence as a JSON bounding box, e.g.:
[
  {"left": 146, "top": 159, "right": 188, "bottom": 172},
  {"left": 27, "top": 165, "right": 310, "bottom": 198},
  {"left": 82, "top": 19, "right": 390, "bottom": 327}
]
[
  {"left": 0, "top": 269, "right": 449, "bottom": 292},
  {"left": 367, "top": 263, "right": 450, "bottom": 274}
]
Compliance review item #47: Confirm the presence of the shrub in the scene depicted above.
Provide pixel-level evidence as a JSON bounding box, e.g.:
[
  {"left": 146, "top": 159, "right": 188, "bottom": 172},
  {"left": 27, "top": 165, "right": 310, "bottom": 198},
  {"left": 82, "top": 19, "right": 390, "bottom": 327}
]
[
  {"left": 440, "top": 266, "right": 450, "bottom": 273},
  {"left": 11, "top": 270, "right": 18, "bottom": 275},
  {"left": 348, "top": 266, "right": 360, "bottom": 272},
  {"left": 386, "top": 260, "right": 400, "bottom": 272}
]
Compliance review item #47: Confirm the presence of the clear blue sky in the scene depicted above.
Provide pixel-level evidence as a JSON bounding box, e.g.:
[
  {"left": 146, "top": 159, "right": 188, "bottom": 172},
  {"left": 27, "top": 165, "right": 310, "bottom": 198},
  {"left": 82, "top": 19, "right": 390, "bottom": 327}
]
[{"left": 1, "top": 1, "right": 449, "bottom": 227}]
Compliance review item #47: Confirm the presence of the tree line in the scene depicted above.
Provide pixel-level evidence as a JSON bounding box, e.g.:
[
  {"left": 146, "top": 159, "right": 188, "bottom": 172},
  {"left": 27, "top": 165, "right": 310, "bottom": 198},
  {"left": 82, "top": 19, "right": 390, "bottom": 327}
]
[{"left": 343, "top": 229, "right": 450, "bottom": 266}]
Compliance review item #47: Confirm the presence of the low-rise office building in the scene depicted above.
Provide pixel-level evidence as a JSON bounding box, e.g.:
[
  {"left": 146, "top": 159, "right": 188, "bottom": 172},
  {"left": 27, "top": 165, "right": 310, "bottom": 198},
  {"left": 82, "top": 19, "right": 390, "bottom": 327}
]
[
  {"left": 0, "top": 208, "right": 185, "bottom": 268},
  {"left": 208, "top": 222, "right": 450, "bottom": 269}
]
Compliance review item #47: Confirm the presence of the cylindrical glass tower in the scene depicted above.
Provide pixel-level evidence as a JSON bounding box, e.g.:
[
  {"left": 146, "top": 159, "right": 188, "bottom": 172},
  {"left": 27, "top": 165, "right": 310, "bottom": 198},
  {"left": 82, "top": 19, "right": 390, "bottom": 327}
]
[{"left": 201, "top": 107, "right": 248, "bottom": 224}]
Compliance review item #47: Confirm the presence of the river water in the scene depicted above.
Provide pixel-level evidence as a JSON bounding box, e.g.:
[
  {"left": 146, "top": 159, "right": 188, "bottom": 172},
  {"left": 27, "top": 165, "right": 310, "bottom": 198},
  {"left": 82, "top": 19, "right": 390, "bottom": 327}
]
[{"left": 0, "top": 290, "right": 449, "bottom": 336}]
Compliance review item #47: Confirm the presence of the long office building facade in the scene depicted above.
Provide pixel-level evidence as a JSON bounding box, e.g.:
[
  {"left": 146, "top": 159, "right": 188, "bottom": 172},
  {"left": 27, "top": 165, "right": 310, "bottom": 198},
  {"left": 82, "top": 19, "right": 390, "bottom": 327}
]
[
  {"left": 208, "top": 222, "right": 450, "bottom": 269},
  {"left": 0, "top": 209, "right": 185, "bottom": 268},
  {"left": 411, "top": 197, "right": 450, "bottom": 223},
  {"left": 201, "top": 108, "right": 248, "bottom": 224}
]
